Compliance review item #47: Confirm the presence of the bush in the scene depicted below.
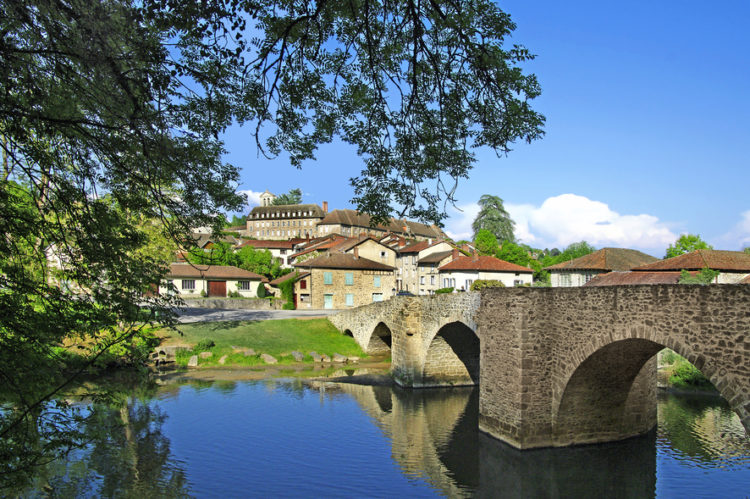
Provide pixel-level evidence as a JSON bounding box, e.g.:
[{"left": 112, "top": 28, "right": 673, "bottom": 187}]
[
  {"left": 199, "top": 289, "right": 207, "bottom": 297},
  {"left": 257, "top": 281, "right": 266, "bottom": 298},
  {"left": 434, "top": 287, "right": 454, "bottom": 294},
  {"left": 282, "top": 302, "right": 295, "bottom": 310},
  {"left": 669, "top": 359, "right": 712, "bottom": 388},
  {"left": 470, "top": 279, "right": 505, "bottom": 291},
  {"left": 195, "top": 339, "right": 215, "bottom": 351}
]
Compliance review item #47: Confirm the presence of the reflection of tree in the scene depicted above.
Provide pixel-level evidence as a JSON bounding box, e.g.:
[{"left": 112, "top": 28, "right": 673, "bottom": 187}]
[{"left": 658, "top": 392, "right": 750, "bottom": 463}]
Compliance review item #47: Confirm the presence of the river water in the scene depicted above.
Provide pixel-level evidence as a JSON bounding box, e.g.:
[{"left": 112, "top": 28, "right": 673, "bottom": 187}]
[{"left": 11, "top": 371, "right": 750, "bottom": 498}]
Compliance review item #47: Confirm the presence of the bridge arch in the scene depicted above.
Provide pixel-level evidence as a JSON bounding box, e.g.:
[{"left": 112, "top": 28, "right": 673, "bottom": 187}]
[
  {"left": 422, "top": 321, "right": 480, "bottom": 387},
  {"left": 366, "top": 321, "right": 394, "bottom": 355},
  {"left": 551, "top": 326, "right": 748, "bottom": 446}
]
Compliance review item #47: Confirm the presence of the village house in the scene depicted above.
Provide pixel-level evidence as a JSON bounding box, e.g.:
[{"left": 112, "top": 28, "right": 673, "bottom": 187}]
[
  {"left": 544, "top": 247, "right": 658, "bottom": 287},
  {"left": 438, "top": 253, "right": 534, "bottom": 290},
  {"left": 416, "top": 250, "right": 454, "bottom": 294},
  {"left": 396, "top": 239, "right": 456, "bottom": 293},
  {"left": 236, "top": 239, "right": 297, "bottom": 268},
  {"left": 629, "top": 249, "right": 750, "bottom": 283},
  {"left": 292, "top": 251, "right": 396, "bottom": 309},
  {"left": 161, "top": 263, "right": 267, "bottom": 298}
]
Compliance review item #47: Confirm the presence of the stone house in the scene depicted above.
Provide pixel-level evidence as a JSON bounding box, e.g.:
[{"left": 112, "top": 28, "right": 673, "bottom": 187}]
[
  {"left": 161, "top": 263, "right": 267, "bottom": 298},
  {"left": 416, "top": 250, "right": 454, "bottom": 295},
  {"left": 330, "top": 236, "right": 398, "bottom": 268},
  {"left": 292, "top": 252, "right": 396, "bottom": 309},
  {"left": 315, "top": 209, "right": 446, "bottom": 241},
  {"left": 544, "top": 248, "right": 658, "bottom": 287},
  {"left": 397, "top": 240, "right": 456, "bottom": 293},
  {"left": 629, "top": 249, "right": 750, "bottom": 283},
  {"left": 246, "top": 202, "right": 327, "bottom": 239},
  {"left": 438, "top": 254, "right": 534, "bottom": 290}
]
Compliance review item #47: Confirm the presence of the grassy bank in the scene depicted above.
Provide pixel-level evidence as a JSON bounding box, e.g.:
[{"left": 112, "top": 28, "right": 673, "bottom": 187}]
[
  {"left": 158, "top": 318, "right": 367, "bottom": 367},
  {"left": 659, "top": 349, "right": 716, "bottom": 392}
]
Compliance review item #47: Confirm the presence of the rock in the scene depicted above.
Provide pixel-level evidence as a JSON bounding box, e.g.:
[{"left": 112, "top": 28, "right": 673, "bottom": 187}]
[
  {"left": 347, "top": 356, "right": 360, "bottom": 363},
  {"left": 291, "top": 351, "right": 304, "bottom": 362},
  {"left": 260, "top": 353, "right": 278, "bottom": 364},
  {"left": 243, "top": 348, "right": 256, "bottom": 356},
  {"left": 219, "top": 355, "right": 228, "bottom": 365},
  {"left": 199, "top": 351, "right": 212, "bottom": 359},
  {"left": 187, "top": 355, "right": 198, "bottom": 367},
  {"left": 309, "top": 352, "right": 323, "bottom": 362},
  {"left": 321, "top": 354, "right": 331, "bottom": 363},
  {"left": 332, "top": 353, "right": 347, "bottom": 363}
]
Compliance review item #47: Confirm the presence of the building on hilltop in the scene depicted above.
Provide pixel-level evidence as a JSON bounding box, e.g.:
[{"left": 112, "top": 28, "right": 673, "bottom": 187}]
[
  {"left": 246, "top": 203, "right": 327, "bottom": 239},
  {"left": 315, "top": 208, "right": 446, "bottom": 241},
  {"left": 544, "top": 248, "right": 658, "bottom": 287},
  {"left": 259, "top": 190, "right": 275, "bottom": 206}
]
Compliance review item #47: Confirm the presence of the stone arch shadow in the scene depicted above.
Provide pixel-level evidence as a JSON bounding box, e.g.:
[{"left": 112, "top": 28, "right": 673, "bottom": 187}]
[
  {"left": 363, "top": 321, "right": 394, "bottom": 356},
  {"left": 551, "top": 329, "right": 749, "bottom": 447},
  {"left": 420, "top": 320, "right": 480, "bottom": 387}
]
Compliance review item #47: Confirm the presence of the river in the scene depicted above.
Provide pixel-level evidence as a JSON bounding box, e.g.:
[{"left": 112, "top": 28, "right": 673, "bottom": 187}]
[{"left": 9, "top": 370, "right": 750, "bottom": 498}]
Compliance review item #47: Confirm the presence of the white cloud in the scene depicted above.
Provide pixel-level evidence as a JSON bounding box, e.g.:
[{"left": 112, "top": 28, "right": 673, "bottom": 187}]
[
  {"left": 238, "top": 189, "right": 263, "bottom": 209},
  {"left": 444, "top": 203, "right": 480, "bottom": 241},
  {"left": 446, "top": 193, "right": 676, "bottom": 252},
  {"left": 721, "top": 210, "right": 750, "bottom": 249}
]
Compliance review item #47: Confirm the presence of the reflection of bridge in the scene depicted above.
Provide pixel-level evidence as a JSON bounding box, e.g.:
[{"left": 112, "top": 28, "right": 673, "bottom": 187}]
[{"left": 329, "top": 285, "right": 750, "bottom": 449}]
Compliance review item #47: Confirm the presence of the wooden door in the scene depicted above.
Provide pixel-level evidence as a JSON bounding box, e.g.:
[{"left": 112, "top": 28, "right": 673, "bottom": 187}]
[{"left": 207, "top": 280, "right": 226, "bottom": 297}]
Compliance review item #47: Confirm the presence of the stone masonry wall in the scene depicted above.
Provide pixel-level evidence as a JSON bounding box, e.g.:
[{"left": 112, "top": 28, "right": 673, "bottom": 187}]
[{"left": 478, "top": 285, "right": 750, "bottom": 449}]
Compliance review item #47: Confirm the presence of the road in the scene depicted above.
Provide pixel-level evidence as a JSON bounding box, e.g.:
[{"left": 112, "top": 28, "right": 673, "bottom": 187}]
[{"left": 176, "top": 307, "right": 336, "bottom": 323}]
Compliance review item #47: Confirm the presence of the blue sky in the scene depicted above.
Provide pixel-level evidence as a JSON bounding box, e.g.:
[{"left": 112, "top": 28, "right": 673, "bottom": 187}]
[{"left": 222, "top": 1, "right": 750, "bottom": 257}]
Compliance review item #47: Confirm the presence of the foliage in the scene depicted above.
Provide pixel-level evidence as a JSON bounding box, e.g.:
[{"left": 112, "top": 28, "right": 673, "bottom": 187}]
[
  {"left": 496, "top": 241, "right": 538, "bottom": 271},
  {"left": 678, "top": 268, "right": 720, "bottom": 285},
  {"left": 256, "top": 282, "right": 267, "bottom": 298},
  {"left": 472, "top": 195, "right": 516, "bottom": 243},
  {"left": 665, "top": 234, "right": 713, "bottom": 259},
  {"left": 225, "top": 214, "right": 247, "bottom": 228},
  {"left": 186, "top": 243, "right": 284, "bottom": 279},
  {"left": 470, "top": 280, "right": 505, "bottom": 291},
  {"left": 669, "top": 360, "right": 712, "bottom": 389},
  {"left": 744, "top": 247, "right": 750, "bottom": 254},
  {"left": 195, "top": 339, "right": 215, "bottom": 352},
  {"left": 538, "top": 241, "right": 596, "bottom": 268},
  {"left": 282, "top": 302, "right": 296, "bottom": 310},
  {"left": 474, "top": 229, "right": 499, "bottom": 256},
  {"left": 434, "top": 287, "right": 454, "bottom": 294},
  {"left": 271, "top": 188, "right": 303, "bottom": 206},
  {"left": 278, "top": 275, "right": 296, "bottom": 309}
]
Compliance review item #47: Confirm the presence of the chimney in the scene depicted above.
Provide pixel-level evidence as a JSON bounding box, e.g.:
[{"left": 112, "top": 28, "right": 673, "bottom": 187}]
[
  {"left": 473, "top": 250, "right": 479, "bottom": 262},
  {"left": 452, "top": 248, "right": 459, "bottom": 260},
  {"left": 354, "top": 247, "right": 359, "bottom": 259},
  {"left": 322, "top": 201, "right": 328, "bottom": 213}
]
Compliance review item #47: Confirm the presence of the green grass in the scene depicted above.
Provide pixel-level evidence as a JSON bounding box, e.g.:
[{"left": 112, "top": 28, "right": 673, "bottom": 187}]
[{"left": 161, "top": 318, "right": 366, "bottom": 367}]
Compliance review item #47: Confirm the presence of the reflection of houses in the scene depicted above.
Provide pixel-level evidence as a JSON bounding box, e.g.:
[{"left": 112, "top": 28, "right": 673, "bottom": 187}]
[
  {"left": 544, "top": 248, "right": 658, "bottom": 287},
  {"left": 438, "top": 254, "right": 534, "bottom": 291},
  {"left": 160, "top": 263, "right": 267, "bottom": 298},
  {"left": 292, "top": 252, "right": 396, "bottom": 309}
]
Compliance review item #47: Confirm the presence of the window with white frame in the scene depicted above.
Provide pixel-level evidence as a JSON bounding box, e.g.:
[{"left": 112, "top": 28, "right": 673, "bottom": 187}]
[{"left": 182, "top": 279, "right": 195, "bottom": 290}]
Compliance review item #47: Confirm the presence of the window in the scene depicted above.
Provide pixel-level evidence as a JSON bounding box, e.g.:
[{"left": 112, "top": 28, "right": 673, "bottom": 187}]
[
  {"left": 372, "top": 293, "right": 383, "bottom": 302},
  {"left": 373, "top": 275, "right": 381, "bottom": 288},
  {"left": 380, "top": 251, "right": 387, "bottom": 260},
  {"left": 238, "top": 280, "right": 251, "bottom": 290},
  {"left": 182, "top": 279, "right": 195, "bottom": 290},
  {"left": 420, "top": 276, "right": 425, "bottom": 285},
  {"left": 466, "top": 279, "right": 473, "bottom": 289},
  {"left": 560, "top": 273, "right": 572, "bottom": 287},
  {"left": 324, "top": 272, "right": 333, "bottom": 285},
  {"left": 345, "top": 272, "right": 354, "bottom": 285},
  {"left": 584, "top": 272, "right": 594, "bottom": 283},
  {"left": 324, "top": 294, "right": 334, "bottom": 309},
  {"left": 430, "top": 276, "right": 435, "bottom": 285},
  {"left": 300, "top": 279, "right": 307, "bottom": 289},
  {"left": 345, "top": 294, "right": 354, "bottom": 306},
  {"left": 514, "top": 280, "right": 524, "bottom": 287}
]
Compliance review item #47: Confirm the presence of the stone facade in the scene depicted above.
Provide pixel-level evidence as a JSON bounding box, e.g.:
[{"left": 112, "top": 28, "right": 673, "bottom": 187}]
[
  {"left": 329, "top": 285, "right": 750, "bottom": 449},
  {"left": 246, "top": 203, "right": 325, "bottom": 239},
  {"left": 298, "top": 267, "right": 396, "bottom": 309}
]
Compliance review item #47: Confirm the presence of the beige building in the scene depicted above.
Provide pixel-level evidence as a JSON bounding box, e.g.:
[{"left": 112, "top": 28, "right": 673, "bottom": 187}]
[
  {"left": 396, "top": 240, "right": 456, "bottom": 294},
  {"left": 316, "top": 209, "right": 446, "bottom": 241},
  {"left": 246, "top": 203, "right": 327, "bottom": 239},
  {"left": 161, "top": 263, "right": 267, "bottom": 298},
  {"left": 544, "top": 248, "right": 658, "bottom": 287},
  {"left": 438, "top": 255, "right": 534, "bottom": 290},
  {"left": 293, "top": 252, "right": 396, "bottom": 309}
]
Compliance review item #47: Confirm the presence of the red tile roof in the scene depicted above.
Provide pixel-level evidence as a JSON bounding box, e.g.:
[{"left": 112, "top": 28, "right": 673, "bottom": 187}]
[
  {"left": 632, "top": 250, "right": 750, "bottom": 272},
  {"left": 269, "top": 271, "right": 309, "bottom": 286},
  {"left": 544, "top": 248, "right": 658, "bottom": 271},
  {"left": 293, "top": 253, "right": 395, "bottom": 271},
  {"left": 398, "top": 241, "right": 431, "bottom": 254},
  {"left": 168, "top": 263, "right": 267, "bottom": 281},
  {"left": 439, "top": 255, "right": 533, "bottom": 273},
  {"left": 237, "top": 239, "right": 296, "bottom": 249},
  {"left": 583, "top": 271, "right": 690, "bottom": 286}
]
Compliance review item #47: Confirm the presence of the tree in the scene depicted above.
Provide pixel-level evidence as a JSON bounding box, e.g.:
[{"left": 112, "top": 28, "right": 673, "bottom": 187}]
[
  {"left": 472, "top": 195, "right": 516, "bottom": 243},
  {"left": 665, "top": 234, "right": 713, "bottom": 259},
  {"left": 743, "top": 247, "right": 750, "bottom": 254},
  {"left": 474, "top": 229, "right": 499, "bottom": 256},
  {"left": 1, "top": 0, "right": 543, "bottom": 482},
  {"left": 678, "top": 268, "right": 719, "bottom": 285},
  {"left": 271, "top": 188, "right": 303, "bottom": 206}
]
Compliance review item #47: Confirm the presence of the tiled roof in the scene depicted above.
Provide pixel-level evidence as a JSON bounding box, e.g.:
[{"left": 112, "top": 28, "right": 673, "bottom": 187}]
[
  {"left": 439, "top": 255, "right": 533, "bottom": 273},
  {"left": 583, "top": 271, "right": 689, "bottom": 286},
  {"left": 631, "top": 250, "right": 750, "bottom": 272},
  {"left": 269, "top": 271, "right": 309, "bottom": 286},
  {"left": 418, "top": 251, "right": 454, "bottom": 265},
  {"left": 544, "top": 248, "right": 658, "bottom": 271},
  {"left": 248, "top": 204, "right": 325, "bottom": 219},
  {"left": 237, "top": 239, "right": 296, "bottom": 249},
  {"left": 318, "top": 209, "right": 445, "bottom": 238},
  {"left": 167, "top": 263, "right": 267, "bottom": 281},
  {"left": 289, "top": 236, "right": 355, "bottom": 259},
  {"left": 398, "top": 241, "right": 431, "bottom": 254},
  {"left": 293, "top": 253, "right": 395, "bottom": 271}
]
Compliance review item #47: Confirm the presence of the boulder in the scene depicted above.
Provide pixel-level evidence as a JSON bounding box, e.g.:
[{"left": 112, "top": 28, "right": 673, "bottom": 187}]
[
  {"left": 260, "top": 353, "right": 278, "bottom": 364},
  {"left": 243, "top": 348, "right": 256, "bottom": 356},
  {"left": 309, "top": 352, "right": 323, "bottom": 362},
  {"left": 332, "top": 353, "right": 347, "bottom": 363},
  {"left": 291, "top": 351, "right": 304, "bottom": 362},
  {"left": 347, "top": 356, "right": 360, "bottom": 363},
  {"left": 321, "top": 354, "right": 331, "bottom": 363},
  {"left": 199, "top": 351, "right": 212, "bottom": 359},
  {"left": 187, "top": 355, "right": 198, "bottom": 367},
  {"left": 219, "top": 355, "right": 228, "bottom": 365}
]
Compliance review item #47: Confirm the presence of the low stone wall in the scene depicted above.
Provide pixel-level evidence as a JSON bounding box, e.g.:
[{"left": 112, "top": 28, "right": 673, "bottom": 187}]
[{"left": 181, "top": 298, "right": 284, "bottom": 310}]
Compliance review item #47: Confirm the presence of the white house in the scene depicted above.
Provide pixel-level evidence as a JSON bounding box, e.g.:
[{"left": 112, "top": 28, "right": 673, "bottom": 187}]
[
  {"left": 544, "top": 248, "right": 658, "bottom": 287},
  {"left": 438, "top": 254, "right": 533, "bottom": 291},
  {"left": 161, "top": 263, "right": 267, "bottom": 298}
]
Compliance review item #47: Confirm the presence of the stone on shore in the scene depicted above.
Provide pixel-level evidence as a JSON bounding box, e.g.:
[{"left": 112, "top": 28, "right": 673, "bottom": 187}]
[
  {"left": 260, "top": 353, "right": 278, "bottom": 364},
  {"left": 291, "top": 351, "right": 304, "bottom": 362},
  {"left": 199, "top": 351, "right": 212, "bottom": 359},
  {"left": 187, "top": 355, "right": 198, "bottom": 367},
  {"left": 219, "top": 355, "right": 228, "bottom": 365},
  {"left": 243, "top": 348, "right": 256, "bottom": 356},
  {"left": 309, "top": 352, "right": 323, "bottom": 362},
  {"left": 332, "top": 353, "right": 347, "bottom": 363},
  {"left": 321, "top": 354, "right": 331, "bottom": 363},
  {"left": 347, "top": 356, "right": 360, "bottom": 363}
]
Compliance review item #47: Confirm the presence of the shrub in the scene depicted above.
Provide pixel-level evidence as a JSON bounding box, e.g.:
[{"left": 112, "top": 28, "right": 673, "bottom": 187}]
[
  {"left": 257, "top": 282, "right": 266, "bottom": 298},
  {"left": 195, "top": 339, "right": 215, "bottom": 351},
  {"left": 470, "top": 279, "right": 505, "bottom": 291},
  {"left": 282, "top": 302, "right": 295, "bottom": 310},
  {"left": 669, "top": 359, "right": 712, "bottom": 388},
  {"left": 199, "top": 289, "right": 207, "bottom": 297},
  {"left": 434, "top": 287, "right": 454, "bottom": 294}
]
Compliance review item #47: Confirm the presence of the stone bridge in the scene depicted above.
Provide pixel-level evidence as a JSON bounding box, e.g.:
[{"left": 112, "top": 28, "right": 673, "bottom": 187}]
[{"left": 329, "top": 285, "right": 750, "bottom": 449}]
